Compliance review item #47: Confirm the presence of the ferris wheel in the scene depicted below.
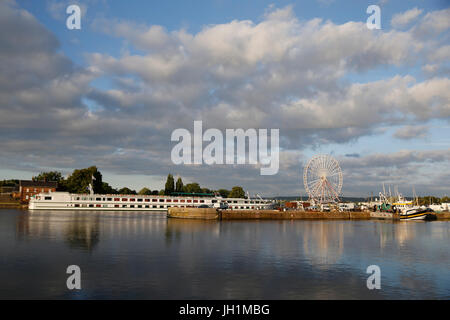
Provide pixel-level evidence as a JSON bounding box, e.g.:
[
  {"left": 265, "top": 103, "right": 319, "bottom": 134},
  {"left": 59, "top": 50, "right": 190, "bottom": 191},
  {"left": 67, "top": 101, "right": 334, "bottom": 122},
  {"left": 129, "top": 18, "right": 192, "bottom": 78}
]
[{"left": 303, "top": 154, "right": 343, "bottom": 204}]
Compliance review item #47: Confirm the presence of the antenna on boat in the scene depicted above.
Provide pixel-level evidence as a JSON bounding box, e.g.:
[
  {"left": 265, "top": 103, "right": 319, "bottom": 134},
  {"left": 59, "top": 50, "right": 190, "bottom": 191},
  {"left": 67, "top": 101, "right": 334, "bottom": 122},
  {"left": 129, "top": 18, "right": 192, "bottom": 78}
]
[
  {"left": 88, "top": 174, "right": 95, "bottom": 196},
  {"left": 412, "top": 186, "right": 418, "bottom": 206}
]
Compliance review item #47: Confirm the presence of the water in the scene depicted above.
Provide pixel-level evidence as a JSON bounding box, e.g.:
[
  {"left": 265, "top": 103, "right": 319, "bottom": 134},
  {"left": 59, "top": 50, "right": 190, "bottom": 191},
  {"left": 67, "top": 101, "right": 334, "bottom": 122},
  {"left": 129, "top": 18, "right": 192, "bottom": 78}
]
[{"left": 0, "top": 208, "right": 449, "bottom": 299}]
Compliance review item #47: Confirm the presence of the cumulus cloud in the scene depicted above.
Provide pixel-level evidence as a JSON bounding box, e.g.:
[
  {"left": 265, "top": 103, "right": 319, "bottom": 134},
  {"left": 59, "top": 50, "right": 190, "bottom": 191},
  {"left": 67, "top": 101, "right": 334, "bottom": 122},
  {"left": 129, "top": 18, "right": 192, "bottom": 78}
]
[
  {"left": 391, "top": 8, "right": 423, "bottom": 28},
  {"left": 87, "top": 6, "right": 450, "bottom": 146},
  {"left": 412, "top": 8, "right": 450, "bottom": 38},
  {"left": 1, "top": 2, "right": 450, "bottom": 195},
  {"left": 394, "top": 125, "right": 428, "bottom": 140},
  {"left": 337, "top": 149, "right": 450, "bottom": 196}
]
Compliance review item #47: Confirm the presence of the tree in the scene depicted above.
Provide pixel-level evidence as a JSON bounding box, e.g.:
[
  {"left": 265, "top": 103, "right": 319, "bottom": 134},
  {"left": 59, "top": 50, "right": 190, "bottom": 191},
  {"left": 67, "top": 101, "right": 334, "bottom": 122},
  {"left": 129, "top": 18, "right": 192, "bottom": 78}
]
[
  {"left": 32, "top": 171, "right": 63, "bottom": 182},
  {"left": 165, "top": 174, "right": 175, "bottom": 195},
  {"left": 201, "top": 188, "right": 212, "bottom": 194},
  {"left": 418, "top": 196, "right": 440, "bottom": 205},
  {"left": 183, "top": 183, "right": 202, "bottom": 194},
  {"left": 101, "top": 182, "right": 118, "bottom": 194},
  {"left": 0, "top": 179, "right": 19, "bottom": 187},
  {"left": 118, "top": 187, "right": 136, "bottom": 195},
  {"left": 138, "top": 187, "right": 153, "bottom": 195},
  {"left": 217, "top": 189, "right": 230, "bottom": 198},
  {"left": 64, "top": 166, "right": 103, "bottom": 194},
  {"left": 175, "top": 177, "right": 184, "bottom": 193},
  {"left": 229, "top": 186, "right": 245, "bottom": 198}
]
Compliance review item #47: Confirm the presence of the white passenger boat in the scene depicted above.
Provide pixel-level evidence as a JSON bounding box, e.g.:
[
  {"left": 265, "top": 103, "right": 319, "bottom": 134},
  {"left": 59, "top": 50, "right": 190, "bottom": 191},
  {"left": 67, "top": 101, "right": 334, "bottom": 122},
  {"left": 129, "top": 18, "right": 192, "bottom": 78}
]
[{"left": 28, "top": 190, "right": 274, "bottom": 211}]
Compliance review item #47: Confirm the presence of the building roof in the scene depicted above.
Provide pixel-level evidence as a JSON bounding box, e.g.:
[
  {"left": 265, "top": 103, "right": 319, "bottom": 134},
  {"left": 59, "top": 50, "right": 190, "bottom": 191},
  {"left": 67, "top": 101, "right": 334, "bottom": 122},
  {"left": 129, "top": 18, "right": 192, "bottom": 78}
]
[{"left": 19, "top": 180, "right": 58, "bottom": 188}]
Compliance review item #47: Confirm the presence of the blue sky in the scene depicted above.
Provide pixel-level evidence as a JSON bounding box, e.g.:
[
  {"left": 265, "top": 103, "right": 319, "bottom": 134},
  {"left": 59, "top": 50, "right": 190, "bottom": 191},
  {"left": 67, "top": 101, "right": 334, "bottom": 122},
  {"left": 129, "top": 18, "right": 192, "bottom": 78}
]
[{"left": 0, "top": 0, "right": 449, "bottom": 196}]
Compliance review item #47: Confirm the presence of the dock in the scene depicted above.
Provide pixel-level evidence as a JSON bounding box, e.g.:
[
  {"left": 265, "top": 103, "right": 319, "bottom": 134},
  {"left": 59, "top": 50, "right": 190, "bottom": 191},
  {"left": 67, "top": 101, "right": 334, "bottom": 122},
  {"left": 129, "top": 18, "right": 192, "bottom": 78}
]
[
  {"left": 167, "top": 207, "right": 450, "bottom": 221},
  {"left": 168, "top": 207, "right": 371, "bottom": 220}
]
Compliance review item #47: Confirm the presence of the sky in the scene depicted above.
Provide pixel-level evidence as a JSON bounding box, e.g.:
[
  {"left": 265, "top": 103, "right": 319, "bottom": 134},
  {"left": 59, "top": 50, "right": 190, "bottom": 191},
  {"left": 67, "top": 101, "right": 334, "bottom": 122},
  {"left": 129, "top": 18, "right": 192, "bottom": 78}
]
[{"left": 0, "top": 0, "right": 449, "bottom": 197}]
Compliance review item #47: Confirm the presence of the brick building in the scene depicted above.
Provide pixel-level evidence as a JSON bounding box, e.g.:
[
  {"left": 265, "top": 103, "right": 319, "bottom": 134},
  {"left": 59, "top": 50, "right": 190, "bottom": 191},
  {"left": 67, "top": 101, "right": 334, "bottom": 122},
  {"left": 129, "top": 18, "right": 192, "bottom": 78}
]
[{"left": 19, "top": 180, "right": 58, "bottom": 203}]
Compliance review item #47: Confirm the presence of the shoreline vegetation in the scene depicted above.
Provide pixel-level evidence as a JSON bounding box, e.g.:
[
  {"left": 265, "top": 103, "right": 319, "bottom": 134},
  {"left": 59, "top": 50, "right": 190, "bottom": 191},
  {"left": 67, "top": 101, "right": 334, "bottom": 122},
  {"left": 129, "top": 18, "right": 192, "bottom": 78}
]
[
  {"left": 1, "top": 166, "right": 449, "bottom": 204},
  {"left": 0, "top": 166, "right": 450, "bottom": 208},
  {"left": 0, "top": 166, "right": 247, "bottom": 199},
  {"left": 1, "top": 165, "right": 450, "bottom": 205}
]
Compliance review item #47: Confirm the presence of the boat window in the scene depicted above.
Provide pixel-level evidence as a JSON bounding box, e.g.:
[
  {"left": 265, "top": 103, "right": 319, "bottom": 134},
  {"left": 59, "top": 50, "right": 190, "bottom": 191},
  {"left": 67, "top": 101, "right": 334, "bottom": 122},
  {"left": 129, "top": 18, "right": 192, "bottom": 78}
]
[{"left": 44, "top": 196, "right": 52, "bottom": 200}]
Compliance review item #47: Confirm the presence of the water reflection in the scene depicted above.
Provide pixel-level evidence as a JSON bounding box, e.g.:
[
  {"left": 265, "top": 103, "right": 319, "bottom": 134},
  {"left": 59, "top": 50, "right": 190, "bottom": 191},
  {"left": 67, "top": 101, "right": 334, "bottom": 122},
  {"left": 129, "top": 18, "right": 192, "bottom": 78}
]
[
  {"left": 302, "top": 222, "right": 345, "bottom": 267},
  {"left": 1, "top": 209, "right": 449, "bottom": 299}
]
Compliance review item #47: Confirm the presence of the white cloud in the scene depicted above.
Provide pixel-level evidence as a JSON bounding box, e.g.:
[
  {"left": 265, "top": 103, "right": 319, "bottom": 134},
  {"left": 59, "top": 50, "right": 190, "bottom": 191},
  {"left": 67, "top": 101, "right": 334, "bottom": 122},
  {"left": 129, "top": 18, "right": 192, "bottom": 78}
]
[
  {"left": 391, "top": 7, "right": 423, "bottom": 28},
  {"left": 394, "top": 125, "right": 428, "bottom": 140},
  {"left": 1, "top": 2, "right": 450, "bottom": 195},
  {"left": 412, "top": 8, "right": 450, "bottom": 38}
]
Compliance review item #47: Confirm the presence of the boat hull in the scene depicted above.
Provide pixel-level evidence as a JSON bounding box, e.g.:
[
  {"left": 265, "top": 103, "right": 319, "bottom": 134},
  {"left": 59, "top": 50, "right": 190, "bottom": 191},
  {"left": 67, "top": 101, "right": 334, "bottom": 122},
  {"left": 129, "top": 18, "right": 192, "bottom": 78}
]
[{"left": 399, "top": 208, "right": 437, "bottom": 221}]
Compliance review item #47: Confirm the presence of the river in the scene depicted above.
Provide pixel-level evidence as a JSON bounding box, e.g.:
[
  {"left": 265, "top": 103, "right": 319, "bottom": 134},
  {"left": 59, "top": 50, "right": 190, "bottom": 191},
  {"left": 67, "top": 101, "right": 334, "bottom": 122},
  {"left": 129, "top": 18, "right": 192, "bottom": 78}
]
[{"left": 0, "top": 209, "right": 449, "bottom": 299}]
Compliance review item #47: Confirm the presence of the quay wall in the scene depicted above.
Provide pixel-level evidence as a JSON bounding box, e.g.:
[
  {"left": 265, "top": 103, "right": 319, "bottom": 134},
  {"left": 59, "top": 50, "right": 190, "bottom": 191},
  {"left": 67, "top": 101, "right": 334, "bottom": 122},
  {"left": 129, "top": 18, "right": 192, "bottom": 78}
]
[
  {"left": 0, "top": 194, "right": 23, "bottom": 208},
  {"left": 167, "top": 208, "right": 450, "bottom": 220},
  {"left": 436, "top": 212, "right": 450, "bottom": 219},
  {"left": 167, "top": 208, "right": 372, "bottom": 220},
  {"left": 221, "top": 210, "right": 371, "bottom": 220},
  {"left": 167, "top": 207, "right": 219, "bottom": 220}
]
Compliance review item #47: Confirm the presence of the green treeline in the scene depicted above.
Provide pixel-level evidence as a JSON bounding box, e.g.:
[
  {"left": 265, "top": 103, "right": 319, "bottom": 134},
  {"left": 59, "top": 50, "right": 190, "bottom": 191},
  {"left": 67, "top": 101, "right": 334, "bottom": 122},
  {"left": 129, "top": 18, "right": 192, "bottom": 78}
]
[
  {"left": 416, "top": 196, "right": 450, "bottom": 205},
  {"left": 26, "top": 167, "right": 246, "bottom": 198}
]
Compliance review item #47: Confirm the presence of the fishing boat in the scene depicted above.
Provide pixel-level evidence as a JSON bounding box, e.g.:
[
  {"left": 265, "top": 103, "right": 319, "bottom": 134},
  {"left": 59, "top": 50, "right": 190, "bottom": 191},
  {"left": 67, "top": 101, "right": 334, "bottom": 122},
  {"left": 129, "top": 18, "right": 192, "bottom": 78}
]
[
  {"left": 399, "top": 207, "right": 436, "bottom": 221},
  {"left": 372, "top": 185, "right": 437, "bottom": 221}
]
